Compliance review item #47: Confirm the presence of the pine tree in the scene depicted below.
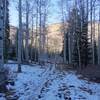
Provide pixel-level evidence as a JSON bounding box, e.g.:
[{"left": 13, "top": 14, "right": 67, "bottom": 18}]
[
  {"left": 67, "top": 4, "right": 91, "bottom": 68},
  {"left": 73, "top": 1, "right": 91, "bottom": 68},
  {"left": 72, "top": 8, "right": 82, "bottom": 67}
]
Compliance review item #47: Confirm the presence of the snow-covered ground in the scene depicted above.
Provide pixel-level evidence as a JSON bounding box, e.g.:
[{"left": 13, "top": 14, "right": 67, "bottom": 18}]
[{"left": 0, "top": 63, "right": 100, "bottom": 100}]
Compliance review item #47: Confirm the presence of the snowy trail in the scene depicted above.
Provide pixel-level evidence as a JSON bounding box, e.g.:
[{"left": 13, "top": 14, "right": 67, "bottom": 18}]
[
  {"left": 38, "top": 71, "right": 100, "bottom": 100},
  {"left": 12, "top": 63, "right": 56, "bottom": 100},
  {"left": 0, "top": 64, "right": 100, "bottom": 100},
  {"left": 32, "top": 63, "right": 55, "bottom": 100}
]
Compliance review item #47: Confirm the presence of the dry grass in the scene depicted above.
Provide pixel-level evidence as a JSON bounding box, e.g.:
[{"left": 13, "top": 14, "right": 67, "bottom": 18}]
[
  {"left": 56, "top": 63, "right": 74, "bottom": 71},
  {"left": 79, "top": 65, "right": 100, "bottom": 83}
]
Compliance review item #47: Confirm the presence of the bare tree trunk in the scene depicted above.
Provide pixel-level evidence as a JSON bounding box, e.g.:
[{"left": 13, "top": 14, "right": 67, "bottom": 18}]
[
  {"left": 0, "top": 1, "right": 4, "bottom": 67},
  {"left": 46, "top": 33, "right": 49, "bottom": 58},
  {"left": 18, "top": 0, "right": 22, "bottom": 72},
  {"left": 35, "top": 3, "right": 39, "bottom": 62},
  {"left": 61, "top": 0, "right": 67, "bottom": 63},
  {"left": 77, "top": 38, "right": 81, "bottom": 68},
  {"left": 90, "top": 0, "right": 95, "bottom": 64},
  {"left": 35, "top": 34, "right": 38, "bottom": 63},
  {"left": 39, "top": 0, "right": 42, "bottom": 62},
  {"left": 98, "top": 6, "right": 100, "bottom": 65},
  {"left": 22, "top": 31, "right": 24, "bottom": 62},
  {"left": 68, "top": 32, "right": 72, "bottom": 64},
  {"left": 42, "top": 10, "right": 46, "bottom": 58},
  {"left": 93, "top": 3, "right": 96, "bottom": 64},
  {"left": 30, "top": 15, "right": 34, "bottom": 62},
  {"left": 67, "top": 1, "right": 72, "bottom": 64},
  {"left": 25, "top": 0, "right": 29, "bottom": 63}
]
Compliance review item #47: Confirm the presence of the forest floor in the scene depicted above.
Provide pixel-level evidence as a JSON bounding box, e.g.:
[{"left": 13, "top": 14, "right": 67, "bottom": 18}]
[{"left": 0, "top": 62, "right": 100, "bottom": 100}]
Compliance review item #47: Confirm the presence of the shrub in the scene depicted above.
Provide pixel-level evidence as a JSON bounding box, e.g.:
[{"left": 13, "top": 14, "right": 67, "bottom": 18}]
[{"left": 0, "top": 67, "right": 10, "bottom": 92}]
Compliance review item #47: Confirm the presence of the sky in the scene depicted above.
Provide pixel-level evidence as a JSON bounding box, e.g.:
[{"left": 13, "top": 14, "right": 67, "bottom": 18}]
[
  {"left": 9, "top": 1, "right": 18, "bottom": 26},
  {"left": 9, "top": 0, "right": 100, "bottom": 27},
  {"left": 9, "top": 0, "right": 61, "bottom": 27}
]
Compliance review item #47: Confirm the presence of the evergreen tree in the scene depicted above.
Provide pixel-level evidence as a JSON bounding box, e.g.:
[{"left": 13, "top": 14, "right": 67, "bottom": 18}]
[
  {"left": 73, "top": 3, "right": 91, "bottom": 67},
  {"left": 67, "top": 7, "right": 91, "bottom": 68}
]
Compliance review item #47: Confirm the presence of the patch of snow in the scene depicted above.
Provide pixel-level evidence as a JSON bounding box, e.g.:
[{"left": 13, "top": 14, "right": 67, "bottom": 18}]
[{"left": 3, "top": 63, "right": 100, "bottom": 100}]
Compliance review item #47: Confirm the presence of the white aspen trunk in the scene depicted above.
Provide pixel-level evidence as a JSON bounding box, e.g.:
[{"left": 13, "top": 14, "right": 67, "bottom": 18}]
[
  {"left": 90, "top": 0, "right": 95, "bottom": 64},
  {"left": 39, "top": 0, "right": 42, "bottom": 62},
  {"left": 21, "top": 28, "right": 25, "bottom": 62},
  {"left": 0, "top": 1, "right": 4, "bottom": 67},
  {"left": 93, "top": 3, "right": 96, "bottom": 64},
  {"left": 63, "top": 23, "right": 67, "bottom": 63},
  {"left": 65, "top": 0, "right": 71, "bottom": 64},
  {"left": 77, "top": 38, "right": 81, "bottom": 67},
  {"left": 61, "top": 0, "right": 67, "bottom": 63},
  {"left": 42, "top": 2, "right": 47, "bottom": 61},
  {"left": 18, "top": 0, "right": 22, "bottom": 72},
  {"left": 30, "top": 15, "right": 34, "bottom": 62},
  {"left": 67, "top": 4, "right": 72, "bottom": 64},
  {"left": 42, "top": 11, "right": 46, "bottom": 56},
  {"left": 35, "top": 3, "right": 39, "bottom": 62},
  {"left": 25, "top": 0, "right": 29, "bottom": 62},
  {"left": 98, "top": 7, "right": 100, "bottom": 65},
  {"left": 46, "top": 33, "right": 48, "bottom": 58},
  {"left": 68, "top": 32, "right": 71, "bottom": 64},
  {"left": 35, "top": 0, "right": 39, "bottom": 61}
]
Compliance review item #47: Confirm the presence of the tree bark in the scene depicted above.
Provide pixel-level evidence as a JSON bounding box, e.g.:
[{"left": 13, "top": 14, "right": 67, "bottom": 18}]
[
  {"left": 0, "top": 0, "right": 4, "bottom": 67},
  {"left": 98, "top": 6, "right": 100, "bottom": 65},
  {"left": 25, "top": 0, "right": 29, "bottom": 63},
  {"left": 18, "top": 0, "right": 22, "bottom": 72}
]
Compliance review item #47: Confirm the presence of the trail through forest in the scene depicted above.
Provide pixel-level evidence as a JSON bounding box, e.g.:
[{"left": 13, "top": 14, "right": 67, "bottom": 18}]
[{"left": 0, "top": 63, "right": 99, "bottom": 100}]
